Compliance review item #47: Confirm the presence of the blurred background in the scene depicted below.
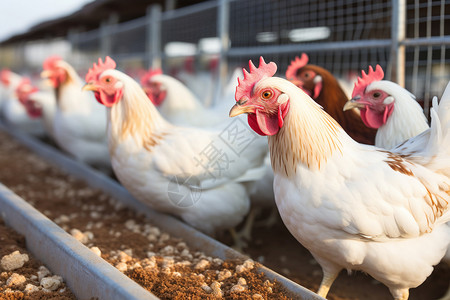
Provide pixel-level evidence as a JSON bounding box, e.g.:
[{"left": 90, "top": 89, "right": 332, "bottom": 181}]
[{"left": 0, "top": 0, "right": 449, "bottom": 114}]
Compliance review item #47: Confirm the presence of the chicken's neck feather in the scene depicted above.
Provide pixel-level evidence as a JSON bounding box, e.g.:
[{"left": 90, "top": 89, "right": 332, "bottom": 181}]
[
  {"left": 156, "top": 74, "right": 206, "bottom": 116},
  {"left": 370, "top": 80, "right": 429, "bottom": 149},
  {"left": 314, "top": 67, "right": 376, "bottom": 145},
  {"left": 268, "top": 86, "right": 345, "bottom": 176},
  {"left": 110, "top": 72, "right": 170, "bottom": 151},
  {"left": 56, "top": 64, "right": 89, "bottom": 112}
]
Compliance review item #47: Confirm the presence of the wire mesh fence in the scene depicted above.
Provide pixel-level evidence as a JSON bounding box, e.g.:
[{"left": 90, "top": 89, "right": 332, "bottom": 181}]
[{"left": 0, "top": 0, "right": 449, "bottom": 109}]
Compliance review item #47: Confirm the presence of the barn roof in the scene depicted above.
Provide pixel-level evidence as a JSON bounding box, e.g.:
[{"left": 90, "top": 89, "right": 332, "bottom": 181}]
[{"left": 0, "top": 0, "right": 204, "bottom": 45}]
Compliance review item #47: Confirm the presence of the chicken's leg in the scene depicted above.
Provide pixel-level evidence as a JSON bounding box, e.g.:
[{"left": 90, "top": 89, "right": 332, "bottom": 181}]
[
  {"left": 389, "top": 287, "right": 409, "bottom": 300},
  {"left": 229, "top": 228, "right": 248, "bottom": 252},
  {"left": 254, "top": 206, "right": 279, "bottom": 228},
  {"left": 317, "top": 268, "right": 339, "bottom": 298},
  {"left": 236, "top": 207, "right": 259, "bottom": 241}
]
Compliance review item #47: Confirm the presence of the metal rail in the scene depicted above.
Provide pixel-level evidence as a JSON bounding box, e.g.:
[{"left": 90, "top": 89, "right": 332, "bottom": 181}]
[
  {"left": 0, "top": 122, "right": 325, "bottom": 300},
  {"left": 226, "top": 39, "right": 392, "bottom": 57},
  {"left": 0, "top": 153, "right": 158, "bottom": 299}
]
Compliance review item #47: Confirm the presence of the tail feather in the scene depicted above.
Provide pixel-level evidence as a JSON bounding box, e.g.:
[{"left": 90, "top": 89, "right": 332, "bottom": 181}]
[
  {"left": 425, "top": 96, "right": 442, "bottom": 155},
  {"left": 423, "top": 82, "right": 450, "bottom": 176},
  {"left": 428, "top": 82, "right": 450, "bottom": 154},
  {"left": 437, "top": 81, "right": 450, "bottom": 132},
  {"left": 393, "top": 81, "right": 450, "bottom": 175}
]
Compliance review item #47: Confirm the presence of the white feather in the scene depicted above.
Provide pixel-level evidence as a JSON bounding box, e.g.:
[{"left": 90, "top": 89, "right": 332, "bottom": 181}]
[
  {"left": 103, "top": 69, "right": 268, "bottom": 235},
  {"left": 50, "top": 61, "right": 110, "bottom": 169},
  {"left": 367, "top": 80, "right": 429, "bottom": 150},
  {"left": 259, "top": 76, "right": 450, "bottom": 298}
]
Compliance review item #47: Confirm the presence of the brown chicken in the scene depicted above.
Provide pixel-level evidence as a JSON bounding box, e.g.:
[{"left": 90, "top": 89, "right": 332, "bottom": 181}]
[{"left": 285, "top": 53, "right": 376, "bottom": 145}]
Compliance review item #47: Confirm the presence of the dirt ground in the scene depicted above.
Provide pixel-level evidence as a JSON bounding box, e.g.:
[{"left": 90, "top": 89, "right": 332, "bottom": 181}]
[
  {"left": 0, "top": 128, "right": 449, "bottom": 300},
  {"left": 225, "top": 210, "right": 450, "bottom": 300}
]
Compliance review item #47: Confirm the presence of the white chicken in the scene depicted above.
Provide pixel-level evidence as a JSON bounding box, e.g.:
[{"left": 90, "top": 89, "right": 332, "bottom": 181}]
[
  {"left": 19, "top": 81, "right": 56, "bottom": 139},
  {"left": 1, "top": 74, "right": 46, "bottom": 137},
  {"left": 140, "top": 68, "right": 232, "bottom": 127},
  {"left": 141, "top": 66, "right": 276, "bottom": 241},
  {"left": 82, "top": 57, "right": 267, "bottom": 237},
  {"left": 0, "top": 69, "right": 22, "bottom": 112},
  {"left": 229, "top": 57, "right": 450, "bottom": 300},
  {"left": 345, "top": 66, "right": 450, "bottom": 300},
  {"left": 343, "top": 65, "right": 429, "bottom": 149},
  {"left": 40, "top": 55, "right": 110, "bottom": 170}
]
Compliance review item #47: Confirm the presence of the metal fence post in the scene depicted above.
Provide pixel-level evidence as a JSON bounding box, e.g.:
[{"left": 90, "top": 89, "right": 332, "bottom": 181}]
[
  {"left": 216, "top": 0, "right": 230, "bottom": 105},
  {"left": 100, "top": 14, "right": 119, "bottom": 58},
  {"left": 389, "top": 0, "right": 406, "bottom": 86},
  {"left": 146, "top": 5, "right": 162, "bottom": 69},
  {"left": 67, "top": 29, "right": 80, "bottom": 68}
]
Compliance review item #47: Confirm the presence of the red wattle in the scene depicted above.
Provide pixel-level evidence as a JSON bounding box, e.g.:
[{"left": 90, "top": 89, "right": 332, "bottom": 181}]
[
  {"left": 248, "top": 114, "right": 266, "bottom": 136},
  {"left": 360, "top": 104, "right": 394, "bottom": 129},
  {"left": 256, "top": 109, "right": 279, "bottom": 136},
  {"left": 247, "top": 101, "right": 291, "bottom": 136},
  {"left": 25, "top": 101, "right": 43, "bottom": 118},
  {"left": 98, "top": 89, "right": 123, "bottom": 107},
  {"left": 94, "top": 92, "right": 102, "bottom": 104},
  {"left": 152, "top": 90, "right": 167, "bottom": 106}
]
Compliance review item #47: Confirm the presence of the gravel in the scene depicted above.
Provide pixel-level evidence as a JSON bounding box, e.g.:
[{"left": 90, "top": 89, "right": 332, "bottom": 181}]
[{"left": 0, "top": 218, "right": 76, "bottom": 299}]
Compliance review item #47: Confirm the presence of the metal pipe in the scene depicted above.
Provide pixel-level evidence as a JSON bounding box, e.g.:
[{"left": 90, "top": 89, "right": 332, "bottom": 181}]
[
  {"left": 100, "top": 14, "right": 119, "bottom": 58},
  {"left": 390, "top": 0, "right": 406, "bottom": 86},
  {"left": 0, "top": 181, "right": 158, "bottom": 300},
  {"left": 227, "top": 39, "right": 392, "bottom": 57},
  {"left": 215, "top": 0, "right": 230, "bottom": 106},
  {"left": 402, "top": 36, "right": 450, "bottom": 47},
  {"left": 146, "top": 5, "right": 162, "bottom": 69}
]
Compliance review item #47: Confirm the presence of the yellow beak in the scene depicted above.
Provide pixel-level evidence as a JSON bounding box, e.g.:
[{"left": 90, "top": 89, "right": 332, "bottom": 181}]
[
  {"left": 229, "top": 103, "right": 256, "bottom": 117},
  {"left": 40, "top": 70, "right": 52, "bottom": 79},
  {"left": 343, "top": 98, "right": 364, "bottom": 111},
  {"left": 82, "top": 82, "right": 98, "bottom": 92}
]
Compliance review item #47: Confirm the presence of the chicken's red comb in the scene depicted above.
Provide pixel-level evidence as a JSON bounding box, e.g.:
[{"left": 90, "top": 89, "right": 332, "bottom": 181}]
[
  {"left": 352, "top": 65, "right": 384, "bottom": 97},
  {"left": 0, "top": 69, "right": 11, "bottom": 85},
  {"left": 140, "top": 68, "right": 163, "bottom": 85},
  {"left": 285, "top": 53, "right": 309, "bottom": 80},
  {"left": 43, "top": 55, "right": 62, "bottom": 71},
  {"left": 235, "top": 57, "right": 277, "bottom": 101},
  {"left": 85, "top": 56, "right": 116, "bottom": 83}
]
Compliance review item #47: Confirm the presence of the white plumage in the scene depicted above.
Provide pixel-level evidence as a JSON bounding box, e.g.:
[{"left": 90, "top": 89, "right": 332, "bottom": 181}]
[
  {"left": 23, "top": 89, "right": 56, "bottom": 139},
  {"left": 368, "top": 81, "right": 428, "bottom": 149},
  {"left": 85, "top": 61, "right": 267, "bottom": 235},
  {"left": 277, "top": 81, "right": 450, "bottom": 299},
  {"left": 145, "top": 73, "right": 232, "bottom": 127},
  {"left": 1, "top": 72, "right": 46, "bottom": 136},
  {"left": 41, "top": 58, "right": 110, "bottom": 169},
  {"left": 344, "top": 67, "right": 429, "bottom": 150},
  {"left": 230, "top": 58, "right": 450, "bottom": 299},
  {"left": 142, "top": 67, "right": 275, "bottom": 239}
]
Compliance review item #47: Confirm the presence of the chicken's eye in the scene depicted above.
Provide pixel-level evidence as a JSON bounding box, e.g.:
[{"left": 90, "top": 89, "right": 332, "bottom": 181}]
[
  {"left": 103, "top": 77, "right": 112, "bottom": 84},
  {"left": 261, "top": 90, "right": 273, "bottom": 100},
  {"left": 301, "top": 71, "right": 314, "bottom": 79},
  {"left": 373, "top": 92, "right": 381, "bottom": 98}
]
